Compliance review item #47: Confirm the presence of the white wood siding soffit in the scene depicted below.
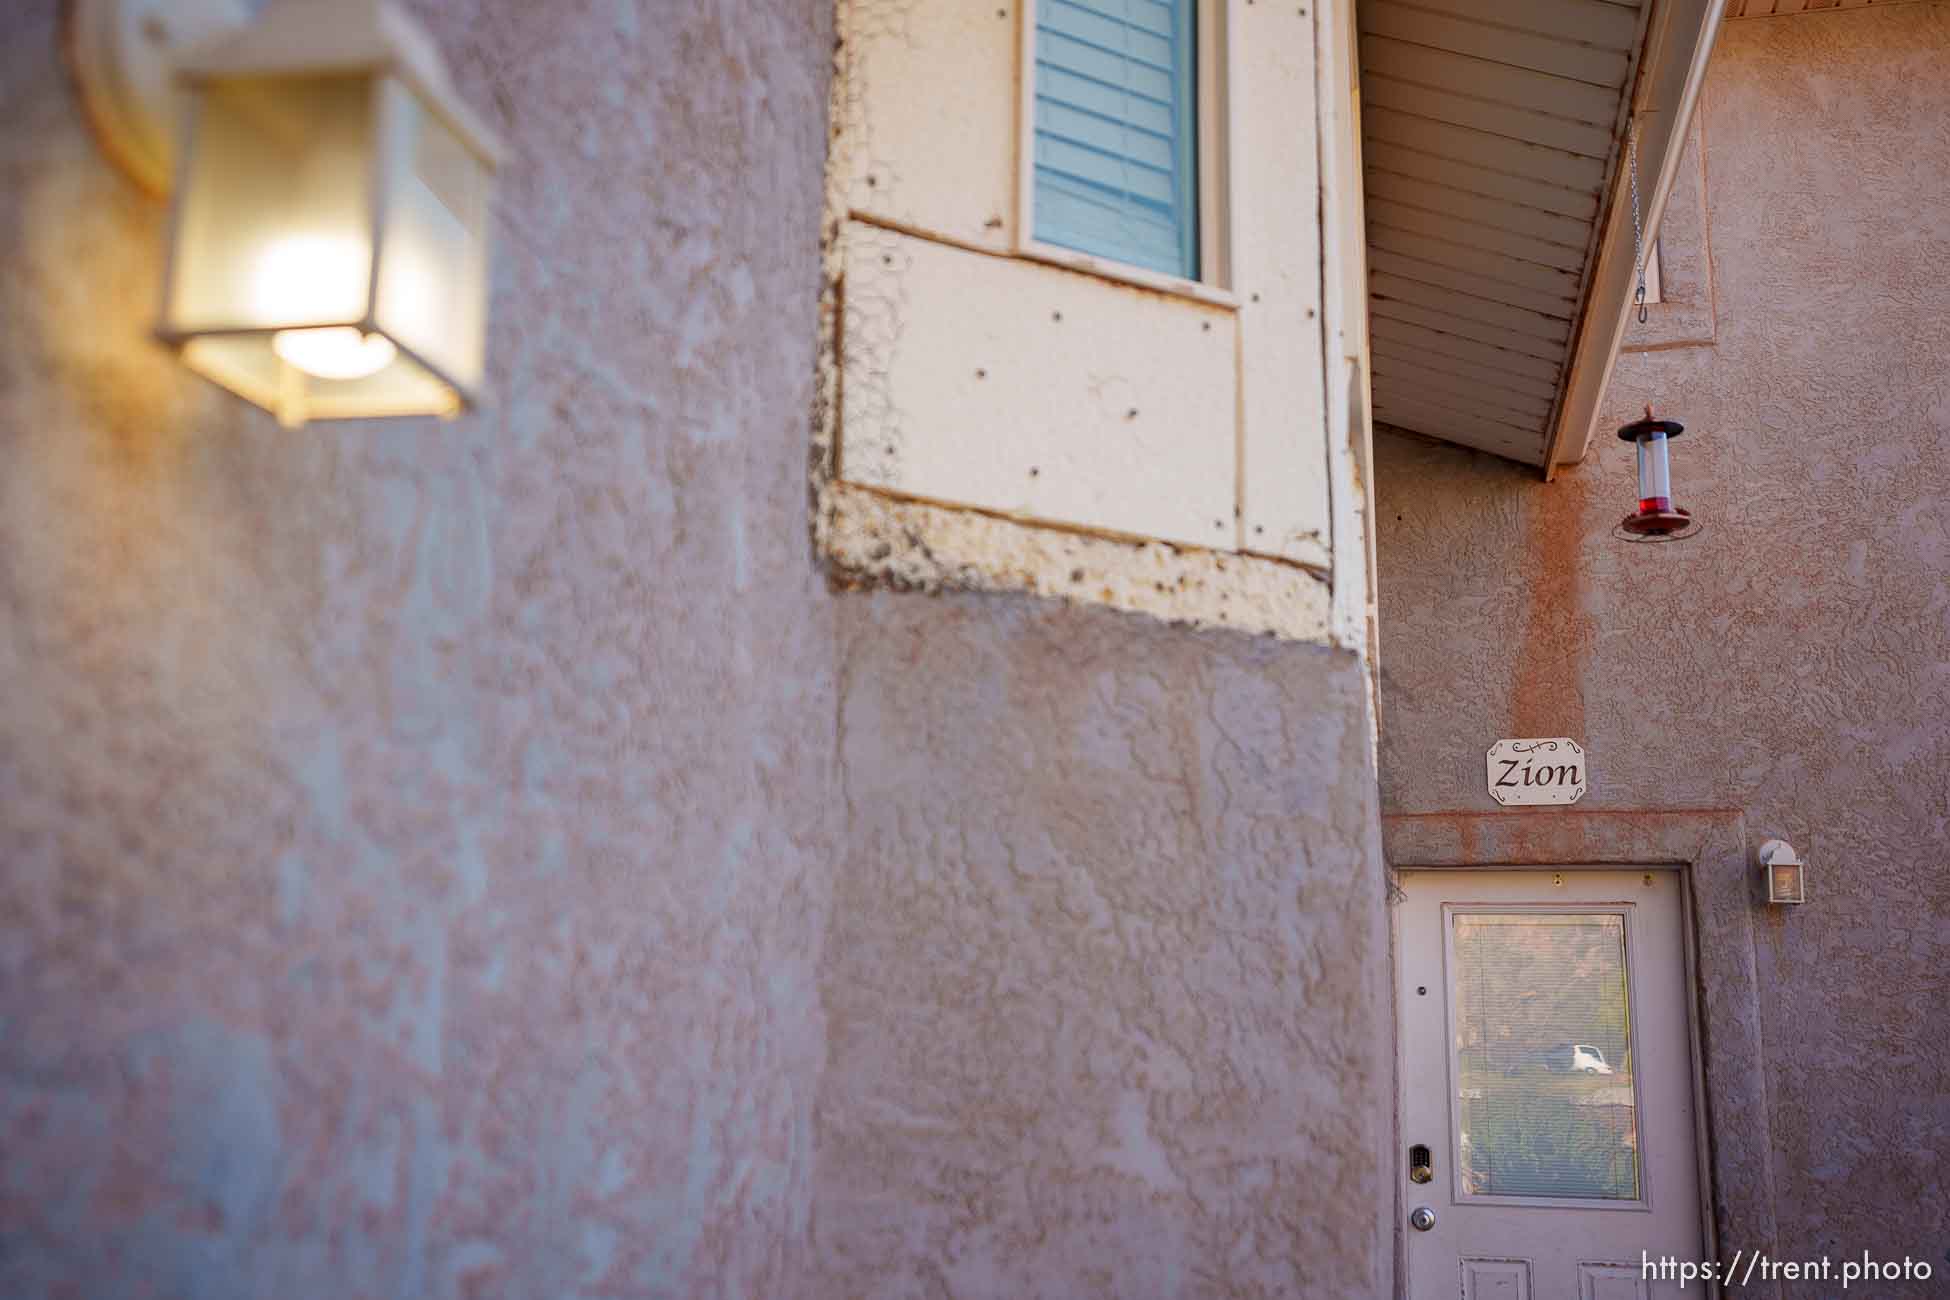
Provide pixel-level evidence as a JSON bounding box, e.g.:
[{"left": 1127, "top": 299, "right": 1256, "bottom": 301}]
[
  {"left": 1358, "top": 0, "right": 1727, "bottom": 472},
  {"left": 1728, "top": 0, "right": 1931, "bottom": 17},
  {"left": 1359, "top": 0, "right": 1653, "bottom": 468}
]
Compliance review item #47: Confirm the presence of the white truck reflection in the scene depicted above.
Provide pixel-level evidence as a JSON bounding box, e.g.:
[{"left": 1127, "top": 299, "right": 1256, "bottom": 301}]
[{"left": 1502, "top": 1042, "right": 1617, "bottom": 1075}]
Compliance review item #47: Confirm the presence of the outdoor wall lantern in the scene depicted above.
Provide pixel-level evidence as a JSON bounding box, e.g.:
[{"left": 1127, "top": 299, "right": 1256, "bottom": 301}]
[
  {"left": 1615, "top": 408, "right": 1700, "bottom": 543},
  {"left": 1759, "top": 839, "right": 1807, "bottom": 905},
  {"left": 67, "top": 0, "right": 502, "bottom": 427}
]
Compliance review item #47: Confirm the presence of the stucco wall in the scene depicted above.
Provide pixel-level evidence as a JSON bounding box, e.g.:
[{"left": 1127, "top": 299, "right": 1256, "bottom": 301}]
[
  {"left": 812, "top": 597, "right": 1393, "bottom": 1299},
  {"left": 1, "top": 1, "right": 840, "bottom": 1295},
  {"left": 0, "top": 1, "right": 1392, "bottom": 1297},
  {"left": 1374, "top": 7, "right": 1950, "bottom": 1293}
]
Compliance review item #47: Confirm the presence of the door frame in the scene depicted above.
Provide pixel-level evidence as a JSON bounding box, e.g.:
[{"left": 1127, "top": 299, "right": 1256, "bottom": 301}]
[{"left": 1382, "top": 809, "right": 1782, "bottom": 1300}]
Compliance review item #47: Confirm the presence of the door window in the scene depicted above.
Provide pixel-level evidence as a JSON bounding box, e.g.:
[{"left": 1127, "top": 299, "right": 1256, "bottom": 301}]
[{"left": 1449, "top": 911, "right": 1640, "bottom": 1203}]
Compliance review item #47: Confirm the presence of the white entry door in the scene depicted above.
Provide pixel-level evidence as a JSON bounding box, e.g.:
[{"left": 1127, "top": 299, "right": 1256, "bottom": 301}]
[{"left": 1399, "top": 870, "right": 1705, "bottom": 1299}]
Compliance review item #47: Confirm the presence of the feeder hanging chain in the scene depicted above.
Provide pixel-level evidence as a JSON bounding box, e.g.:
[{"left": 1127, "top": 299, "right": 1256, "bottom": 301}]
[{"left": 1629, "top": 122, "right": 1648, "bottom": 324}]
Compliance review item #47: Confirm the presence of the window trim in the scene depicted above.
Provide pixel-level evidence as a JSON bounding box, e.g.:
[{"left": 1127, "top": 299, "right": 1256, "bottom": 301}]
[
  {"left": 1013, "top": 0, "right": 1238, "bottom": 308},
  {"left": 1641, "top": 239, "right": 1664, "bottom": 305},
  {"left": 1621, "top": 116, "right": 1716, "bottom": 355}
]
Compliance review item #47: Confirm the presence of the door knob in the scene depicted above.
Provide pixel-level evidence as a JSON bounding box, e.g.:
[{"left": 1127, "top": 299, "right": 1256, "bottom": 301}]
[{"left": 1409, "top": 1205, "right": 1436, "bottom": 1232}]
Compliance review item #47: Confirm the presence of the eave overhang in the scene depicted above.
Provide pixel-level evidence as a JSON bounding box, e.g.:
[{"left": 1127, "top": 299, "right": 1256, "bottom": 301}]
[
  {"left": 1356, "top": 0, "right": 1728, "bottom": 474},
  {"left": 1545, "top": 0, "right": 1729, "bottom": 475}
]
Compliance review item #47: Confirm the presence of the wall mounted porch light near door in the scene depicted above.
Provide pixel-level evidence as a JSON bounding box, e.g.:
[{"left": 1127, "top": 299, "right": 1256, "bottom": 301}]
[
  {"left": 1759, "top": 839, "right": 1807, "bottom": 905},
  {"left": 66, "top": 0, "right": 503, "bottom": 427}
]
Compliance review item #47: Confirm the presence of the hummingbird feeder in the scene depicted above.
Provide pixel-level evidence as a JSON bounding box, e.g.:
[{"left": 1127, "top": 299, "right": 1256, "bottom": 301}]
[
  {"left": 1615, "top": 408, "right": 1699, "bottom": 543},
  {"left": 1613, "top": 127, "right": 1701, "bottom": 544}
]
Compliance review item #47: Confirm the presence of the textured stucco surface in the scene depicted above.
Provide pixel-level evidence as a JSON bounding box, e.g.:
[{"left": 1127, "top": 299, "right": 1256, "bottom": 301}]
[
  {"left": 0, "top": 1, "right": 1392, "bottom": 1296},
  {"left": 1375, "top": 8, "right": 1950, "bottom": 1293},
  {"left": 1, "top": 1, "right": 841, "bottom": 1295},
  {"left": 814, "top": 595, "right": 1392, "bottom": 1299}
]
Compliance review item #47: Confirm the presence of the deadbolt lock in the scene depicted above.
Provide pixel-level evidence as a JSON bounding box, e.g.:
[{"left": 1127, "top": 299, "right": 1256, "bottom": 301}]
[{"left": 1409, "top": 1143, "right": 1433, "bottom": 1184}]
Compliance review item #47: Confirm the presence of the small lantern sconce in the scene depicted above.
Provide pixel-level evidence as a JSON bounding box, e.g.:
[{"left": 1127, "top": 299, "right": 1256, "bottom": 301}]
[
  {"left": 66, "top": 0, "right": 503, "bottom": 427},
  {"left": 1615, "top": 408, "right": 1700, "bottom": 543},
  {"left": 1759, "top": 838, "right": 1806, "bottom": 905}
]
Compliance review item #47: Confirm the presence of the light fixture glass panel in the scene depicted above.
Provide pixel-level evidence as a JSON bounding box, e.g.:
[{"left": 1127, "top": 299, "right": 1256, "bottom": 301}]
[
  {"left": 271, "top": 326, "right": 397, "bottom": 380},
  {"left": 163, "top": 74, "right": 376, "bottom": 334},
  {"left": 183, "top": 334, "right": 458, "bottom": 423},
  {"left": 372, "top": 78, "right": 492, "bottom": 396},
  {"left": 1635, "top": 430, "right": 1672, "bottom": 512}
]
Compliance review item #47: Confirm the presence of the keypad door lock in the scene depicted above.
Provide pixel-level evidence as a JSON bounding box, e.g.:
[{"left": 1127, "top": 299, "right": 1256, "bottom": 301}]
[{"left": 1409, "top": 1143, "right": 1433, "bottom": 1184}]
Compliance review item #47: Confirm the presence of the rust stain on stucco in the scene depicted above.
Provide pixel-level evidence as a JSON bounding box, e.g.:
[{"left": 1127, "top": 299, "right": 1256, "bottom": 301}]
[{"left": 1510, "top": 462, "right": 1598, "bottom": 742}]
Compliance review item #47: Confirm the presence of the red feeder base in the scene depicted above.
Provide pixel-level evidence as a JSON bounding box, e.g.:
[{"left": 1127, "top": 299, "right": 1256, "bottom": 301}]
[{"left": 1619, "top": 506, "right": 1693, "bottom": 537}]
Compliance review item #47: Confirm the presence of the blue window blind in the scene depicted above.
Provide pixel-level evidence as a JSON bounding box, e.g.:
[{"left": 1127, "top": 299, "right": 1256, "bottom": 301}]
[{"left": 1033, "top": 0, "right": 1199, "bottom": 280}]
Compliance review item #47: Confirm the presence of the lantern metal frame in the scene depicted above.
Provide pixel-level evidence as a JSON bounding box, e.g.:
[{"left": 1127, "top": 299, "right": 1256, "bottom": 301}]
[{"left": 64, "top": 0, "right": 250, "bottom": 197}]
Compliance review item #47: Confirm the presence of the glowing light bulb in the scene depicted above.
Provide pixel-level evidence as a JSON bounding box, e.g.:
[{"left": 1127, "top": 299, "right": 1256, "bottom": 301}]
[
  {"left": 272, "top": 326, "right": 397, "bottom": 380},
  {"left": 253, "top": 234, "right": 370, "bottom": 322}
]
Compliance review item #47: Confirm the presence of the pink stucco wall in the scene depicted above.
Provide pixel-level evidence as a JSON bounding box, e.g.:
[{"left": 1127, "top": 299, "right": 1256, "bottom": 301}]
[
  {"left": 1375, "top": 8, "right": 1950, "bottom": 1294},
  {"left": 0, "top": 1, "right": 1392, "bottom": 1296},
  {"left": 813, "top": 601, "right": 1393, "bottom": 1298},
  {"left": 1, "top": 2, "right": 842, "bottom": 1294}
]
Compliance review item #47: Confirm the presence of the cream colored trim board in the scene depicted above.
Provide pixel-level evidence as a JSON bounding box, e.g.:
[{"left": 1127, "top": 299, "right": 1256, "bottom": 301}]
[
  {"left": 1319, "top": 0, "right": 1374, "bottom": 660},
  {"left": 818, "top": 0, "right": 1356, "bottom": 648},
  {"left": 1622, "top": 115, "right": 1718, "bottom": 353}
]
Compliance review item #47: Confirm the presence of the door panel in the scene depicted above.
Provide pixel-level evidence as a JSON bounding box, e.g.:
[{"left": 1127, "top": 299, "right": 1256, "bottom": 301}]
[
  {"left": 1462, "top": 1257, "right": 1532, "bottom": 1298},
  {"left": 1580, "top": 1263, "right": 1652, "bottom": 1299},
  {"left": 1400, "top": 870, "right": 1703, "bottom": 1300}
]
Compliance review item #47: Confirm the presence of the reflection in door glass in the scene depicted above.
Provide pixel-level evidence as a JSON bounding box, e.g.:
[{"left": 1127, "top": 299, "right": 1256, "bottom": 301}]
[{"left": 1450, "top": 912, "right": 1639, "bottom": 1200}]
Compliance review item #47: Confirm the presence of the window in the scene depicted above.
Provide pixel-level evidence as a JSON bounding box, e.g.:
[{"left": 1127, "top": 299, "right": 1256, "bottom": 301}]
[
  {"left": 818, "top": 0, "right": 1370, "bottom": 644},
  {"left": 1032, "top": 0, "right": 1199, "bottom": 280},
  {"left": 1022, "top": 0, "right": 1231, "bottom": 295}
]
